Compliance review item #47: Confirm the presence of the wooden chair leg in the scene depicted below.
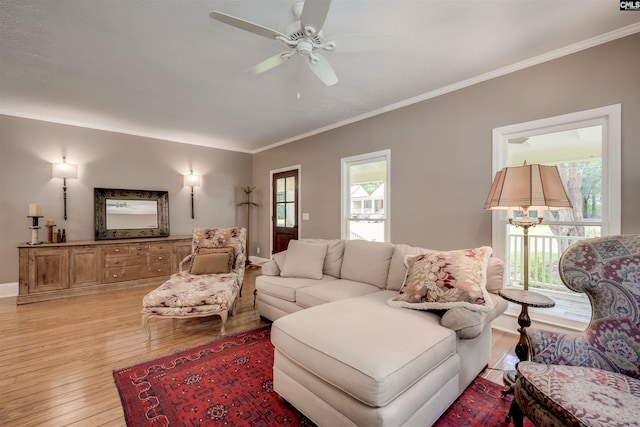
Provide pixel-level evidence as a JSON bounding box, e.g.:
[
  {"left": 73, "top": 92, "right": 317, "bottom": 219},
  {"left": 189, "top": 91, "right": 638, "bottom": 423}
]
[
  {"left": 142, "top": 315, "right": 151, "bottom": 340},
  {"left": 508, "top": 400, "right": 525, "bottom": 427},
  {"left": 219, "top": 311, "right": 228, "bottom": 335}
]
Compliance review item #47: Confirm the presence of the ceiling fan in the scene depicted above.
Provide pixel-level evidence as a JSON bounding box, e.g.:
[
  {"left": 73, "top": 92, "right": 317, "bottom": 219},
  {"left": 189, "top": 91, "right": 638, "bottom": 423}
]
[{"left": 209, "top": 0, "right": 392, "bottom": 86}]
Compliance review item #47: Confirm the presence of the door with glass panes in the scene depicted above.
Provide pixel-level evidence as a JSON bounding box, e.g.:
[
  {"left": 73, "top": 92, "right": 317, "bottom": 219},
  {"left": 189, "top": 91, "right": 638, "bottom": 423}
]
[{"left": 272, "top": 169, "right": 298, "bottom": 254}]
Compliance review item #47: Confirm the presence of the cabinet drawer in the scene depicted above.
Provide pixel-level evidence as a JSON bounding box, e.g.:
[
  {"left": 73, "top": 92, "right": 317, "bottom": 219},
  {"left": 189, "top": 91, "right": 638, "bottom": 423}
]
[
  {"left": 102, "top": 246, "right": 129, "bottom": 256},
  {"left": 104, "top": 252, "right": 171, "bottom": 268},
  {"left": 150, "top": 242, "right": 173, "bottom": 252},
  {"left": 103, "top": 243, "right": 150, "bottom": 256},
  {"left": 149, "top": 252, "right": 171, "bottom": 264},
  {"left": 129, "top": 243, "right": 150, "bottom": 254},
  {"left": 103, "top": 263, "right": 171, "bottom": 283},
  {"left": 104, "top": 254, "right": 148, "bottom": 268}
]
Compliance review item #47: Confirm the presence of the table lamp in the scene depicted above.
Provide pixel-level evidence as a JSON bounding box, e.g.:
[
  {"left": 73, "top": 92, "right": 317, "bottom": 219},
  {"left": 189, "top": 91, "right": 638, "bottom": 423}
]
[{"left": 484, "top": 162, "right": 572, "bottom": 290}]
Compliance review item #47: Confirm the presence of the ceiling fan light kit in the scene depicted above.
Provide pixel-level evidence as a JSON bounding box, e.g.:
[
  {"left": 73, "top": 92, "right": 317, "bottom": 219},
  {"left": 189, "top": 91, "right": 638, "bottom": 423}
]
[{"left": 209, "top": 0, "right": 390, "bottom": 87}]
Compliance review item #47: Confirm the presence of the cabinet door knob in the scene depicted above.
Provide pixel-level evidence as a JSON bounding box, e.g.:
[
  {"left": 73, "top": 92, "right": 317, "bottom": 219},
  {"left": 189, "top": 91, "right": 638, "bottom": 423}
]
[
  {"left": 112, "top": 274, "right": 118, "bottom": 278},
  {"left": 115, "top": 249, "right": 120, "bottom": 253},
  {"left": 157, "top": 256, "right": 163, "bottom": 260},
  {"left": 157, "top": 268, "right": 162, "bottom": 272},
  {"left": 114, "top": 261, "right": 120, "bottom": 264}
]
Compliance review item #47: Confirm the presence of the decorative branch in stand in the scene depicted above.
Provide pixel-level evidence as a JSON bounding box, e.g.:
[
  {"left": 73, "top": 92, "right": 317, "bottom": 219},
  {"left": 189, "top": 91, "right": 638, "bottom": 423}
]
[{"left": 237, "top": 186, "right": 259, "bottom": 266}]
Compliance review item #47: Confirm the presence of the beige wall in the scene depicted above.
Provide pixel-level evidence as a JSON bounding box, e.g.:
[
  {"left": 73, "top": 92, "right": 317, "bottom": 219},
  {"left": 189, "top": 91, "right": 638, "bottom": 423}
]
[
  {"left": 0, "top": 116, "right": 252, "bottom": 284},
  {"left": 1, "top": 34, "right": 638, "bottom": 286},
  {"left": 252, "top": 33, "right": 640, "bottom": 256}
]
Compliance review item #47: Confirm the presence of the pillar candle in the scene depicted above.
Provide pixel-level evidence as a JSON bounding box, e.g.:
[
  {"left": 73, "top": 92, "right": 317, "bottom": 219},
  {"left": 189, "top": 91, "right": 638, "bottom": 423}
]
[
  {"left": 28, "top": 203, "right": 41, "bottom": 216},
  {"left": 46, "top": 219, "right": 55, "bottom": 226}
]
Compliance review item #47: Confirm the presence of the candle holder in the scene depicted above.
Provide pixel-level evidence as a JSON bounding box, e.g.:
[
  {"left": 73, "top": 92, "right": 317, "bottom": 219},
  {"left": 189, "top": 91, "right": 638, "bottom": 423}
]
[
  {"left": 27, "top": 216, "right": 43, "bottom": 245},
  {"left": 45, "top": 222, "right": 56, "bottom": 243}
]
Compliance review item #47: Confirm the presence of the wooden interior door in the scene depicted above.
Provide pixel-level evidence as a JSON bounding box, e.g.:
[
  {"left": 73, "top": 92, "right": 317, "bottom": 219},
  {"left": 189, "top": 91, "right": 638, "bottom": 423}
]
[{"left": 272, "top": 169, "right": 298, "bottom": 254}]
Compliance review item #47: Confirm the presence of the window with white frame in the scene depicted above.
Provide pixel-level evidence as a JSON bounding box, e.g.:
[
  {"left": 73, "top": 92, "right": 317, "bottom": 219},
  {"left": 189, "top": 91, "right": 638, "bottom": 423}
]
[
  {"left": 341, "top": 150, "right": 390, "bottom": 242},
  {"left": 491, "top": 105, "right": 621, "bottom": 324}
]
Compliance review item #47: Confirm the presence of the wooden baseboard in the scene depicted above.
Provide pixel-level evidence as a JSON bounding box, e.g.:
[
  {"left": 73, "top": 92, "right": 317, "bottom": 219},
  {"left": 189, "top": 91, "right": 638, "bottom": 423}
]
[{"left": 16, "top": 277, "right": 167, "bottom": 304}]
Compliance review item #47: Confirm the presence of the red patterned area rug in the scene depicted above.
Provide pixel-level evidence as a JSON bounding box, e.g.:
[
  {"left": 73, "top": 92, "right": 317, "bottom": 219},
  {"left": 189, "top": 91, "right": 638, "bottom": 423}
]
[
  {"left": 435, "top": 376, "right": 533, "bottom": 427},
  {"left": 114, "top": 326, "right": 530, "bottom": 426}
]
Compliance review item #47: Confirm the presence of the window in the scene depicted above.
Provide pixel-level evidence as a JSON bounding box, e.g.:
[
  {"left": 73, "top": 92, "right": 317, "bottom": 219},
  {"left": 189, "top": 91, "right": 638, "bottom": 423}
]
[
  {"left": 492, "top": 105, "right": 621, "bottom": 324},
  {"left": 275, "top": 175, "right": 296, "bottom": 228},
  {"left": 341, "top": 150, "right": 390, "bottom": 242}
]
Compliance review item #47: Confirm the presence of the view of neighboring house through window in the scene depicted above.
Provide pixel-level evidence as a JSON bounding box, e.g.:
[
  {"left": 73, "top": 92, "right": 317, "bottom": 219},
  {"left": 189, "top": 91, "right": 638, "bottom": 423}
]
[
  {"left": 342, "top": 150, "right": 390, "bottom": 242},
  {"left": 493, "top": 105, "right": 620, "bottom": 325}
]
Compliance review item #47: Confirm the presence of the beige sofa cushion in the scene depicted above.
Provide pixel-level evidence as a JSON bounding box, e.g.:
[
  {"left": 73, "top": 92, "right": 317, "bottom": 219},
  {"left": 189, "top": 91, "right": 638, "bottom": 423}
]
[
  {"left": 264, "top": 240, "right": 345, "bottom": 278},
  {"left": 273, "top": 250, "right": 287, "bottom": 270},
  {"left": 301, "top": 239, "right": 345, "bottom": 278},
  {"left": 272, "top": 291, "right": 457, "bottom": 407},
  {"left": 440, "top": 293, "right": 508, "bottom": 338},
  {"left": 256, "top": 274, "right": 338, "bottom": 302},
  {"left": 280, "top": 240, "right": 328, "bottom": 280},
  {"left": 295, "top": 280, "right": 380, "bottom": 308},
  {"left": 386, "top": 243, "right": 436, "bottom": 291},
  {"left": 260, "top": 259, "right": 281, "bottom": 276},
  {"left": 340, "top": 240, "right": 395, "bottom": 289},
  {"left": 485, "top": 257, "right": 505, "bottom": 294},
  {"left": 261, "top": 250, "right": 288, "bottom": 276}
]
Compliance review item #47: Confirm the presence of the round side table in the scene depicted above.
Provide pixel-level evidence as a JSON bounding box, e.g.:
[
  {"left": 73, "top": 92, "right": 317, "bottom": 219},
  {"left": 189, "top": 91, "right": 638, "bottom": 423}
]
[{"left": 498, "top": 288, "right": 555, "bottom": 389}]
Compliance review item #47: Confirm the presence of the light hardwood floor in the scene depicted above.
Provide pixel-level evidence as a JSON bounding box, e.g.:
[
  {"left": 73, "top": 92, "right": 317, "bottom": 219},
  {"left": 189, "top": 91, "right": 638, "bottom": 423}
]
[{"left": 0, "top": 268, "right": 519, "bottom": 426}]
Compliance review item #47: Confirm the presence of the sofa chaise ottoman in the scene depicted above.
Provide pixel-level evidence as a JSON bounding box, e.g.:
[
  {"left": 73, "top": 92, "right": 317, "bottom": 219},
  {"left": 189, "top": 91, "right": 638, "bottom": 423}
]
[{"left": 256, "top": 239, "right": 508, "bottom": 426}]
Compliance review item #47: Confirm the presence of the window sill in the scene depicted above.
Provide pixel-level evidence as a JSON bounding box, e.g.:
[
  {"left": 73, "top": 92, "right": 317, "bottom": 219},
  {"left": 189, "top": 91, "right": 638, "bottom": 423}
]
[{"left": 504, "top": 303, "right": 589, "bottom": 332}]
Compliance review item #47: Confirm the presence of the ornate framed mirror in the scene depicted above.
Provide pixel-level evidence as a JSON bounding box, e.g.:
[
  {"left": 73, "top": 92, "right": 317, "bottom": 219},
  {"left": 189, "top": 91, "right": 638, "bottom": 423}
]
[{"left": 94, "top": 188, "right": 169, "bottom": 240}]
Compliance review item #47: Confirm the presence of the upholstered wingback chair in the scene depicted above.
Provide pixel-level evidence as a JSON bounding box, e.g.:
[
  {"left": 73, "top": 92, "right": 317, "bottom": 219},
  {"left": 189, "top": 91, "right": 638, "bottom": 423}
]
[
  {"left": 142, "top": 227, "right": 246, "bottom": 338},
  {"left": 510, "top": 234, "right": 640, "bottom": 427}
]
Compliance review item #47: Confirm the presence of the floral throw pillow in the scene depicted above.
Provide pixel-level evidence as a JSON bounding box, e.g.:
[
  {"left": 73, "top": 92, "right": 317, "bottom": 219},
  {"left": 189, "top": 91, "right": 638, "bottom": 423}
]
[{"left": 388, "top": 247, "right": 494, "bottom": 312}]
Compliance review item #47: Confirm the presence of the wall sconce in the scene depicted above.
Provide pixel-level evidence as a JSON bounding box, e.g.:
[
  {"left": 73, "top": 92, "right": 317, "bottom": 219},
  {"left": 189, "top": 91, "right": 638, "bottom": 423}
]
[
  {"left": 183, "top": 170, "right": 201, "bottom": 219},
  {"left": 51, "top": 156, "right": 78, "bottom": 220}
]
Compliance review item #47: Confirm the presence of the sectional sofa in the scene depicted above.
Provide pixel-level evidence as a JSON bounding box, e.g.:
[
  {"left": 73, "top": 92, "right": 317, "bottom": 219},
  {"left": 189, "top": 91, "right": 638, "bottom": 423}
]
[{"left": 255, "top": 238, "right": 508, "bottom": 426}]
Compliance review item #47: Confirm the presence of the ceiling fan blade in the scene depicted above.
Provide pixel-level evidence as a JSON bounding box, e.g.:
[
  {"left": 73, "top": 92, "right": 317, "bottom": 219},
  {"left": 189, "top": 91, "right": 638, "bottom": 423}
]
[
  {"left": 327, "top": 34, "right": 395, "bottom": 53},
  {"left": 308, "top": 54, "right": 338, "bottom": 86},
  {"left": 247, "top": 53, "right": 290, "bottom": 75},
  {"left": 301, "top": 0, "right": 332, "bottom": 35},
  {"left": 209, "top": 11, "right": 287, "bottom": 40}
]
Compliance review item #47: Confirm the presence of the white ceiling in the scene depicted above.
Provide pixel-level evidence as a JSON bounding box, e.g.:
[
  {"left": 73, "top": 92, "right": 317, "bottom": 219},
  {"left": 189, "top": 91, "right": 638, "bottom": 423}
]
[{"left": 1, "top": 1, "right": 639, "bottom": 153}]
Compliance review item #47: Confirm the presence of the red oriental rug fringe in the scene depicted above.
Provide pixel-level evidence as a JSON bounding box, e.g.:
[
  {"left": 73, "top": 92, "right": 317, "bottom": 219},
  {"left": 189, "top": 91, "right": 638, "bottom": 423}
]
[{"left": 113, "top": 326, "right": 531, "bottom": 426}]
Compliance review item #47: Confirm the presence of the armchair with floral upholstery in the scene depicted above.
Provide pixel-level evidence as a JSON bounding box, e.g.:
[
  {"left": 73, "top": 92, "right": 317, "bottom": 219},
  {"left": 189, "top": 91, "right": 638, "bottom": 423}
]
[
  {"left": 510, "top": 234, "right": 640, "bottom": 427},
  {"left": 142, "top": 227, "right": 246, "bottom": 339}
]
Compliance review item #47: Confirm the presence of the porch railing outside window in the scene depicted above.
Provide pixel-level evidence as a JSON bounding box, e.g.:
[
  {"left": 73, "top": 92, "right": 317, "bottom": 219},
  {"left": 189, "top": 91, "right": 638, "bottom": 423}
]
[{"left": 505, "top": 226, "right": 599, "bottom": 292}]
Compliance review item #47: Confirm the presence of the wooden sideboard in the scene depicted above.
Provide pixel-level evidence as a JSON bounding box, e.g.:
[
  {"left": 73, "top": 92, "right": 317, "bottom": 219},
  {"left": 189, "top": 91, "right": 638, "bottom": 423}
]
[{"left": 17, "top": 235, "right": 192, "bottom": 304}]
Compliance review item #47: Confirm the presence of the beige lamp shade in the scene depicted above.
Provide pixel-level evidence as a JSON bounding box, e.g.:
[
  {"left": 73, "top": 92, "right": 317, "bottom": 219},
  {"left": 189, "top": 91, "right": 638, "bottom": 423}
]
[
  {"left": 51, "top": 160, "right": 78, "bottom": 179},
  {"left": 183, "top": 173, "right": 201, "bottom": 187},
  {"left": 484, "top": 163, "right": 572, "bottom": 212}
]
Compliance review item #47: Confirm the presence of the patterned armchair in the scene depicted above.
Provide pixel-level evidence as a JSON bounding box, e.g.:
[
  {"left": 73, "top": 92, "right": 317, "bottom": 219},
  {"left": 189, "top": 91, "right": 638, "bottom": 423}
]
[
  {"left": 142, "top": 227, "right": 246, "bottom": 339},
  {"left": 510, "top": 234, "right": 640, "bottom": 427}
]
